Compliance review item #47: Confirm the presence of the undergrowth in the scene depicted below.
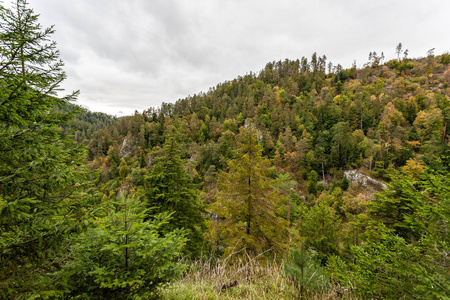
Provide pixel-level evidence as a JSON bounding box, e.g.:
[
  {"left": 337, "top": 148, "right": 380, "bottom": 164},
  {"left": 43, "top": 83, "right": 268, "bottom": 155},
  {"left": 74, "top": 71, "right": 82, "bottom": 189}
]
[{"left": 161, "top": 255, "right": 356, "bottom": 299}]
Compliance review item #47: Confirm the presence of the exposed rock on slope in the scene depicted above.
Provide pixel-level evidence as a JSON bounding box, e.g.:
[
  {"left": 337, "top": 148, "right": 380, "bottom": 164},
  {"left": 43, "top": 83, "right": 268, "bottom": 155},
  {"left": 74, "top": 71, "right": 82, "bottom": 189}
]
[{"left": 344, "top": 169, "right": 387, "bottom": 196}]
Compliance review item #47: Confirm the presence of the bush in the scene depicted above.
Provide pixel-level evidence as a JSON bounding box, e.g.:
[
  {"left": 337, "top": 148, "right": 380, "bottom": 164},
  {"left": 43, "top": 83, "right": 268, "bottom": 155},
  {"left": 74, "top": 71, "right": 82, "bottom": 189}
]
[
  {"left": 440, "top": 52, "right": 450, "bottom": 65},
  {"left": 387, "top": 59, "right": 414, "bottom": 72}
]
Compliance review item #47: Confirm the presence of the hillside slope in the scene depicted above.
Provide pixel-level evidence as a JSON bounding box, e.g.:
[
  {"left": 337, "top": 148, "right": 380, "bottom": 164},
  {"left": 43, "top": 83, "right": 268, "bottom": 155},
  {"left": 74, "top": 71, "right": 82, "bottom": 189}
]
[{"left": 81, "top": 52, "right": 450, "bottom": 298}]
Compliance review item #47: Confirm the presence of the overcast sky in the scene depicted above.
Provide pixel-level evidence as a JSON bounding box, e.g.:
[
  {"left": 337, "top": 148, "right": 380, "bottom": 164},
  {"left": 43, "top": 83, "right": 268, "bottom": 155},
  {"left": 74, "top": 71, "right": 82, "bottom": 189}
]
[{"left": 10, "top": 0, "right": 450, "bottom": 115}]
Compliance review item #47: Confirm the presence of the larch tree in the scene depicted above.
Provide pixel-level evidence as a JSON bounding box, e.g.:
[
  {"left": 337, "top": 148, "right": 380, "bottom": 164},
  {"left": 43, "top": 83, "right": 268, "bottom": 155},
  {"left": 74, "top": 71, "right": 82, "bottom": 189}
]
[
  {"left": 0, "top": 1, "right": 88, "bottom": 297},
  {"left": 213, "top": 124, "right": 288, "bottom": 260}
]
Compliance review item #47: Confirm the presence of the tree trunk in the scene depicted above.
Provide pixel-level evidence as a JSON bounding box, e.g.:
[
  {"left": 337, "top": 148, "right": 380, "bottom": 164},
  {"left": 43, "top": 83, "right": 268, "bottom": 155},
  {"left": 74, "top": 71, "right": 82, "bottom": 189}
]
[
  {"left": 360, "top": 108, "right": 363, "bottom": 130},
  {"left": 124, "top": 198, "right": 129, "bottom": 269},
  {"left": 370, "top": 147, "right": 373, "bottom": 172},
  {"left": 443, "top": 120, "right": 447, "bottom": 144},
  {"left": 321, "top": 161, "right": 325, "bottom": 182},
  {"left": 246, "top": 177, "right": 251, "bottom": 235},
  {"left": 288, "top": 181, "right": 291, "bottom": 229}
]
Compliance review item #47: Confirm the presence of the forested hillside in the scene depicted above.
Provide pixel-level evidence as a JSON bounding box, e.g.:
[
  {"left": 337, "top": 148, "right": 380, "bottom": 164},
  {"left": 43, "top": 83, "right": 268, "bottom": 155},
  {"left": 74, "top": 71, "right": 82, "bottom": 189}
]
[
  {"left": 62, "top": 104, "right": 116, "bottom": 144},
  {"left": 1, "top": 1, "right": 449, "bottom": 299},
  {"left": 88, "top": 51, "right": 449, "bottom": 182}
]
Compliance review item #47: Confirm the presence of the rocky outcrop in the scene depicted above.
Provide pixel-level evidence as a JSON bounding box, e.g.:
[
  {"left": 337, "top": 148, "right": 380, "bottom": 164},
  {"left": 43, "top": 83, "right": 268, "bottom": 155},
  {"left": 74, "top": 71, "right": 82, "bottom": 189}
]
[
  {"left": 119, "top": 137, "right": 133, "bottom": 157},
  {"left": 344, "top": 170, "right": 387, "bottom": 190}
]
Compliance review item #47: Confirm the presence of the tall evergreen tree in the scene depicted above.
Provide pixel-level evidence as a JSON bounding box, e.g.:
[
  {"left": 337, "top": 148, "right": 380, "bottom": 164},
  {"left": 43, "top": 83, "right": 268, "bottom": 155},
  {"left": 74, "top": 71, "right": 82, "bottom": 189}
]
[
  {"left": 144, "top": 135, "right": 206, "bottom": 256},
  {"left": 213, "top": 125, "right": 288, "bottom": 260},
  {"left": 0, "top": 1, "right": 87, "bottom": 297}
]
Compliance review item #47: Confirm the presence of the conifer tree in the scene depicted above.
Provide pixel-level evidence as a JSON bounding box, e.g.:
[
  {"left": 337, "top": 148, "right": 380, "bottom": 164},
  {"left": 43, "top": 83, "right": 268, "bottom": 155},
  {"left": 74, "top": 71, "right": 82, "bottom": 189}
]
[
  {"left": 64, "top": 194, "right": 186, "bottom": 299},
  {"left": 144, "top": 135, "right": 206, "bottom": 256},
  {"left": 284, "top": 244, "right": 328, "bottom": 297},
  {"left": 0, "top": 1, "right": 87, "bottom": 297},
  {"left": 214, "top": 125, "right": 288, "bottom": 260},
  {"left": 298, "top": 202, "right": 340, "bottom": 262}
]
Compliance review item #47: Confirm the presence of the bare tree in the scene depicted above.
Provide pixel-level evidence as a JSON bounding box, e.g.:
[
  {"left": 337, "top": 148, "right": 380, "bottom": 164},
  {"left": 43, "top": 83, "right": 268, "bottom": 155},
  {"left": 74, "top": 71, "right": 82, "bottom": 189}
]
[{"left": 396, "top": 43, "right": 403, "bottom": 61}]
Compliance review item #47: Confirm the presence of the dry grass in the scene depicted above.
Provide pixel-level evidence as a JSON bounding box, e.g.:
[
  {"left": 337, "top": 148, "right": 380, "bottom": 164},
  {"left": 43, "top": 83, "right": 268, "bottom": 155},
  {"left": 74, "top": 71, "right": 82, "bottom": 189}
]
[{"left": 161, "top": 254, "right": 355, "bottom": 300}]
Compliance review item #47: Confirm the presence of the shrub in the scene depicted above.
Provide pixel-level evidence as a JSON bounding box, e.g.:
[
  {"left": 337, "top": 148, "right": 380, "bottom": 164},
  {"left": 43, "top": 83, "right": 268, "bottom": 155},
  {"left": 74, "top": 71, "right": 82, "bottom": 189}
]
[{"left": 440, "top": 52, "right": 450, "bottom": 65}]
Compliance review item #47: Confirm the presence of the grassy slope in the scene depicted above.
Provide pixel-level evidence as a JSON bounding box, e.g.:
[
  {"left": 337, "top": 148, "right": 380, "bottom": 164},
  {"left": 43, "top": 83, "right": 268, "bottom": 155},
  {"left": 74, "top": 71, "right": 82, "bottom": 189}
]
[{"left": 161, "top": 260, "right": 355, "bottom": 299}]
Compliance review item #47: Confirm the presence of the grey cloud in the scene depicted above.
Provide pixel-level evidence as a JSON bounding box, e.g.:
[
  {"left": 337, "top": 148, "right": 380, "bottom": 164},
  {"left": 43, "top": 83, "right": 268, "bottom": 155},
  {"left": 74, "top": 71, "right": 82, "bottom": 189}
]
[{"left": 19, "top": 0, "right": 450, "bottom": 115}]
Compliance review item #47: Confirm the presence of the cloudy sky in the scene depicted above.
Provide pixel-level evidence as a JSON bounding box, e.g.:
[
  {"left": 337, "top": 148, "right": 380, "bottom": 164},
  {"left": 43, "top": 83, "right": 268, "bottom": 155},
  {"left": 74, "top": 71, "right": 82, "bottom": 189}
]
[{"left": 11, "top": 0, "right": 450, "bottom": 115}]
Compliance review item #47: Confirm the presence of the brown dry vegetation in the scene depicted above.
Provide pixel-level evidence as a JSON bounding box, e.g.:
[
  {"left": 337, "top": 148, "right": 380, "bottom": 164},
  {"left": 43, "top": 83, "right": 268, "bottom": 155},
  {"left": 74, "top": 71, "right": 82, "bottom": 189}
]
[{"left": 162, "top": 259, "right": 357, "bottom": 300}]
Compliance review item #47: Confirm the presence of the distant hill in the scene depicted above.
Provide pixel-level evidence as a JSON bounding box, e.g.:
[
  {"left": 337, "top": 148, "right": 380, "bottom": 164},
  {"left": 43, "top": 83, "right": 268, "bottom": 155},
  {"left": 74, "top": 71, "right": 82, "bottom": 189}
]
[
  {"left": 82, "top": 52, "right": 449, "bottom": 185},
  {"left": 61, "top": 103, "right": 116, "bottom": 144}
]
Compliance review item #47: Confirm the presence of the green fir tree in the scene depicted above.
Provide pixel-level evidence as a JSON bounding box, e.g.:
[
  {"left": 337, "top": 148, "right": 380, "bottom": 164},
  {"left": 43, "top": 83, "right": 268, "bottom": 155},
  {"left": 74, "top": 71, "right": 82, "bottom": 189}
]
[
  {"left": 64, "top": 193, "right": 186, "bottom": 299},
  {"left": 144, "top": 135, "right": 206, "bottom": 256},
  {"left": 0, "top": 1, "right": 88, "bottom": 297}
]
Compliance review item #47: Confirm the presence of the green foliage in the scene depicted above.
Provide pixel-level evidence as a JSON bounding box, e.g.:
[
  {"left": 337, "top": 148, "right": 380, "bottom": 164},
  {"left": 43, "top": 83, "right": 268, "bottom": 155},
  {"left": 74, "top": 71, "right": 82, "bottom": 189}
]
[
  {"left": 0, "top": 1, "right": 89, "bottom": 297},
  {"left": 69, "top": 47, "right": 449, "bottom": 298},
  {"left": 440, "top": 52, "right": 450, "bottom": 65},
  {"left": 62, "top": 104, "right": 116, "bottom": 145},
  {"left": 387, "top": 59, "right": 414, "bottom": 72},
  {"left": 330, "top": 165, "right": 450, "bottom": 299},
  {"left": 118, "top": 157, "right": 130, "bottom": 178},
  {"left": 306, "top": 170, "right": 319, "bottom": 194},
  {"left": 328, "top": 235, "right": 447, "bottom": 299},
  {"left": 275, "top": 172, "right": 298, "bottom": 227},
  {"left": 330, "top": 122, "right": 356, "bottom": 168},
  {"left": 341, "top": 176, "right": 350, "bottom": 191},
  {"left": 145, "top": 135, "right": 206, "bottom": 256},
  {"left": 284, "top": 244, "right": 328, "bottom": 296},
  {"left": 63, "top": 194, "right": 187, "bottom": 299},
  {"left": 367, "top": 168, "right": 443, "bottom": 243},
  {"left": 298, "top": 202, "right": 341, "bottom": 262}
]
